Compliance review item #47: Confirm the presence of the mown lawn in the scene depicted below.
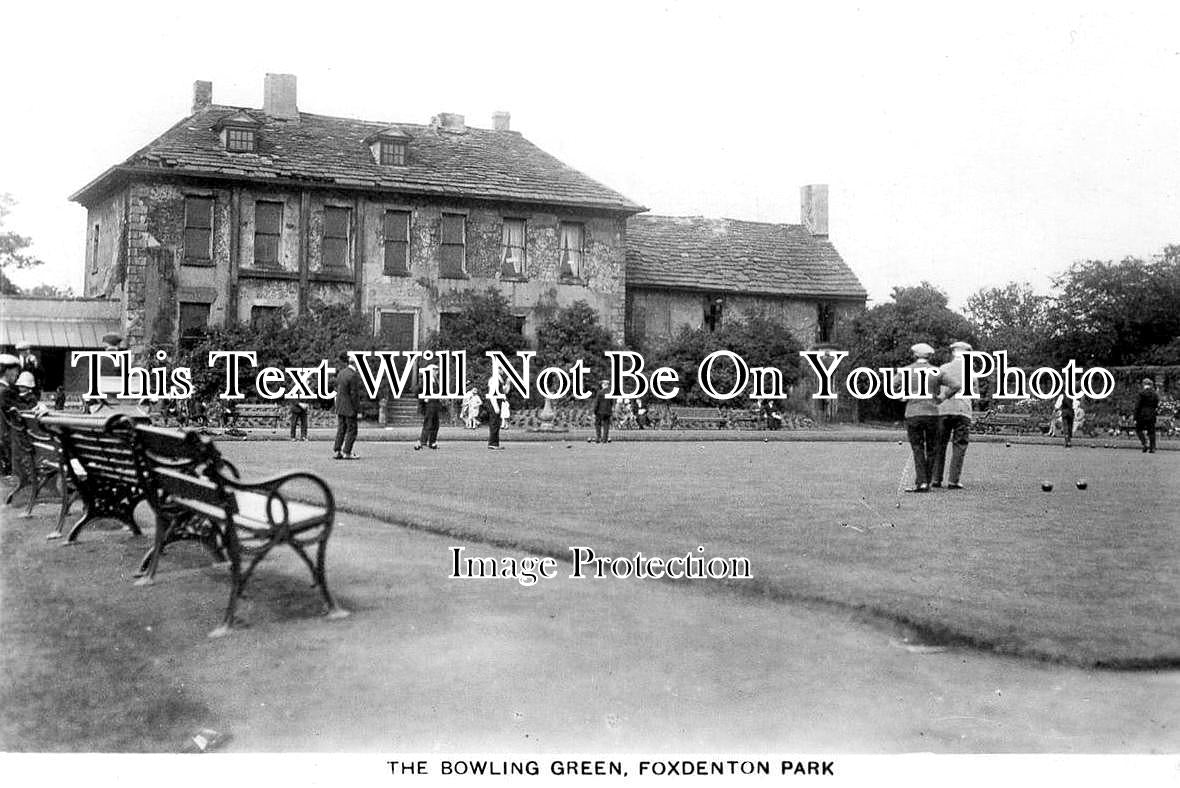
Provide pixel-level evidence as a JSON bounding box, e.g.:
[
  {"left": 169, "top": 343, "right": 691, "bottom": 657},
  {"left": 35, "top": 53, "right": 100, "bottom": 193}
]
[{"left": 217, "top": 438, "right": 1179, "bottom": 667}]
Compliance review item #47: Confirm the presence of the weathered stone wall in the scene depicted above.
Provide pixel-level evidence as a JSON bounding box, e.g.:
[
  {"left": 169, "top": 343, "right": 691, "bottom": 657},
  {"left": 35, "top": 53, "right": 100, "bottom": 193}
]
[
  {"left": 362, "top": 202, "right": 625, "bottom": 346},
  {"left": 122, "top": 182, "right": 234, "bottom": 352},
  {"left": 83, "top": 191, "right": 126, "bottom": 299},
  {"left": 105, "top": 178, "right": 628, "bottom": 352},
  {"left": 627, "top": 287, "right": 864, "bottom": 350}
]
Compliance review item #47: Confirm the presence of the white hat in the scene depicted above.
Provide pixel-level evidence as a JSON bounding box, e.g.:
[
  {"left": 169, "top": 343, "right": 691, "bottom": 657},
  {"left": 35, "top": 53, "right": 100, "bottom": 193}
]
[
  {"left": 15, "top": 340, "right": 31, "bottom": 351},
  {"left": 949, "top": 341, "right": 972, "bottom": 351},
  {"left": 910, "top": 342, "right": 935, "bottom": 358},
  {"left": 16, "top": 371, "right": 36, "bottom": 388},
  {"left": 0, "top": 353, "right": 19, "bottom": 367}
]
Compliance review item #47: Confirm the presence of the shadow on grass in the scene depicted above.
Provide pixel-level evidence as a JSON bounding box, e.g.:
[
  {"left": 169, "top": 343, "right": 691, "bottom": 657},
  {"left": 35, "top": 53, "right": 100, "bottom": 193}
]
[
  {"left": 0, "top": 522, "right": 214, "bottom": 752},
  {"left": 334, "top": 499, "right": 1180, "bottom": 672}
]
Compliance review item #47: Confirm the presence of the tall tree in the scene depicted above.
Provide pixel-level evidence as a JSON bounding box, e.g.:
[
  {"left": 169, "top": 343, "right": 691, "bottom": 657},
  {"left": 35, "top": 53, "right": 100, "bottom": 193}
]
[
  {"left": 0, "top": 194, "right": 45, "bottom": 295},
  {"left": 645, "top": 311, "right": 804, "bottom": 405},
  {"left": 844, "top": 282, "right": 977, "bottom": 370},
  {"left": 427, "top": 288, "right": 526, "bottom": 386},
  {"left": 965, "top": 282, "right": 1052, "bottom": 365},
  {"left": 842, "top": 283, "right": 977, "bottom": 420},
  {"left": 535, "top": 300, "right": 616, "bottom": 385},
  {"left": 1047, "top": 246, "right": 1180, "bottom": 365}
]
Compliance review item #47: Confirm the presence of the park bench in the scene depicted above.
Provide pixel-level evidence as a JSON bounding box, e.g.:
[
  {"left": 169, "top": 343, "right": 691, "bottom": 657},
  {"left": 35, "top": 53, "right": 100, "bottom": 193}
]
[
  {"left": 221, "top": 403, "right": 281, "bottom": 428},
  {"left": 725, "top": 407, "right": 765, "bottom": 430},
  {"left": 668, "top": 406, "right": 729, "bottom": 430},
  {"left": 971, "top": 411, "right": 1046, "bottom": 435},
  {"left": 5, "top": 412, "right": 80, "bottom": 531},
  {"left": 39, "top": 413, "right": 148, "bottom": 542},
  {"left": 131, "top": 424, "right": 348, "bottom": 637}
]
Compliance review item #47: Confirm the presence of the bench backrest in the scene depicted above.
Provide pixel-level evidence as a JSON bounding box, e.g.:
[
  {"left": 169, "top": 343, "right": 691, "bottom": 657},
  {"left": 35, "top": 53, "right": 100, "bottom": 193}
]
[
  {"left": 39, "top": 413, "right": 140, "bottom": 488},
  {"left": 132, "top": 425, "right": 237, "bottom": 518},
  {"left": 24, "top": 412, "right": 62, "bottom": 463}
]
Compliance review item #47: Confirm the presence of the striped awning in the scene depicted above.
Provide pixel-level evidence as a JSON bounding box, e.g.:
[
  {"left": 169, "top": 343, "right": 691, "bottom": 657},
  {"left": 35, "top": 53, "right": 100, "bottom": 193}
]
[
  {"left": 0, "top": 296, "right": 122, "bottom": 348},
  {"left": 0, "top": 317, "right": 120, "bottom": 348}
]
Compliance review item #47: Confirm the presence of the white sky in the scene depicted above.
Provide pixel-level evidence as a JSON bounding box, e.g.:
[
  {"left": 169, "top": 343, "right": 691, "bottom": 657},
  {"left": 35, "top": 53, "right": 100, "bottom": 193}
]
[{"left": 1, "top": 0, "right": 1177, "bottom": 308}]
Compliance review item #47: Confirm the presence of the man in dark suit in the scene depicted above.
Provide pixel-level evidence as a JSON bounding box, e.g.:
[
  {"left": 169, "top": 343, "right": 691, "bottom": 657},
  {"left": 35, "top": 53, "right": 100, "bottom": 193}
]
[
  {"left": 590, "top": 379, "right": 613, "bottom": 444},
  {"left": 0, "top": 353, "right": 22, "bottom": 476},
  {"left": 333, "top": 351, "right": 362, "bottom": 460},
  {"left": 1135, "top": 377, "right": 1160, "bottom": 454},
  {"left": 415, "top": 394, "right": 444, "bottom": 450}
]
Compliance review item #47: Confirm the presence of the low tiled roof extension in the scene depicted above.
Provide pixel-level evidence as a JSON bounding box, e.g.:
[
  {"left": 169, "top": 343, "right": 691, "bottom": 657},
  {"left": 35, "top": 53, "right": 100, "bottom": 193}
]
[{"left": 626, "top": 215, "right": 867, "bottom": 299}]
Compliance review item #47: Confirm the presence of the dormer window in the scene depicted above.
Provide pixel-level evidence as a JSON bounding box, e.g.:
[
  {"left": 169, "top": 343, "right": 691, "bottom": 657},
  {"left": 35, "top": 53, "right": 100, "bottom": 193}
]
[
  {"left": 214, "top": 112, "right": 262, "bottom": 153},
  {"left": 379, "top": 141, "right": 406, "bottom": 166},
  {"left": 366, "top": 126, "right": 412, "bottom": 166},
  {"left": 226, "top": 128, "right": 256, "bottom": 152}
]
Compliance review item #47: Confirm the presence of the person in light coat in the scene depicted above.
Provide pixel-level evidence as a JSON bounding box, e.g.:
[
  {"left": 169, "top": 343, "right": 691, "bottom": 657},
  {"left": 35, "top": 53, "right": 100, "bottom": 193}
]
[{"left": 931, "top": 341, "right": 973, "bottom": 489}]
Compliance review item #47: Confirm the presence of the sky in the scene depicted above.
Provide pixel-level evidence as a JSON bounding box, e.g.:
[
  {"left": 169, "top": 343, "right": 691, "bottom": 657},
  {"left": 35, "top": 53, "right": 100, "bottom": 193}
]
[{"left": 1, "top": 0, "right": 1177, "bottom": 309}]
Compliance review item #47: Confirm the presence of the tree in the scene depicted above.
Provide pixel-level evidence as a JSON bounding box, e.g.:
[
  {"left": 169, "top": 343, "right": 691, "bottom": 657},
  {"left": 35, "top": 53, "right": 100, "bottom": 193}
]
[
  {"left": 0, "top": 194, "right": 45, "bottom": 295},
  {"left": 26, "top": 283, "right": 76, "bottom": 298},
  {"left": 169, "top": 300, "right": 376, "bottom": 403},
  {"left": 535, "top": 300, "right": 616, "bottom": 386},
  {"left": 427, "top": 288, "right": 526, "bottom": 386},
  {"left": 645, "top": 311, "right": 805, "bottom": 405},
  {"left": 965, "top": 282, "right": 1052, "bottom": 365},
  {"left": 1045, "top": 246, "right": 1180, "bottom": 366},
  {"left": 845, "top": 283, "right": 978, "bottom": 370},
  {"left": 843, "top": 283, "right": 977, "bottom": 420}
]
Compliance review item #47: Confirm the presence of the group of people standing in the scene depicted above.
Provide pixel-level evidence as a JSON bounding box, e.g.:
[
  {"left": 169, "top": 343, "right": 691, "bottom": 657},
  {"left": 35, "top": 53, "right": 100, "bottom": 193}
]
[
  {"left": 0, "top": 351, "right": 48, "bottom": 480},
  {"left": 895, "top": 340, "right": 972, "bottom": 493},
  {"left": 897, "top": 341, "right": 1167, "bottom": 493},
  {"left": 313, "top": 353, "right": 514, "bottom": 459}
]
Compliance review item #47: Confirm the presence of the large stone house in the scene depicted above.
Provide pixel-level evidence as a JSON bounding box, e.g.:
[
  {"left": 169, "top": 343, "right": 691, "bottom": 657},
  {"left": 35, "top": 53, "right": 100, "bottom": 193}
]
[
  {"left": 71, "top": 74, "right": 644, "bottom": 355},
  {"left": 64, "top": 74, "right": 866, "bottom": 380},
  {"left": 625, "top": 185, "right": 867, "bottom": 349}
]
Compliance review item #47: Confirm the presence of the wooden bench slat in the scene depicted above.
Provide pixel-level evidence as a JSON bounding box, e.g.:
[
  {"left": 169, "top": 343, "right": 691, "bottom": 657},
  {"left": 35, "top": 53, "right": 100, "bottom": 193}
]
[{"left": 130, "top": 423, "right": 345, "bottom": 635}]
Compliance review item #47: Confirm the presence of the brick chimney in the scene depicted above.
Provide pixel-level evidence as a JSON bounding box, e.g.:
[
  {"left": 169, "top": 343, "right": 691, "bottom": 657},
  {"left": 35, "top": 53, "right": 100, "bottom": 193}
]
[
  {"left": 192, "top": 80, "right": 213, "bottom": 112},
  {"left": 801, "top": 184, "right": 829, "bottom": 237},
  {"left": 263, "top": 73, "right": 298, "bottom": 120},
  {"left": 492, "top": 111, "right": 511, "bottom": 131},
  {"left": 432, "top": 112, "right": 466, "bottom": 132}
]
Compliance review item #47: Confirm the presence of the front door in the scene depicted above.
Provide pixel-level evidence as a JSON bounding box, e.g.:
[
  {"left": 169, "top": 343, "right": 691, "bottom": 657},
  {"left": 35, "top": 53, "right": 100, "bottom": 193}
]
[{"left": 377, "top": 311, "right": 416, "bottom": 351}]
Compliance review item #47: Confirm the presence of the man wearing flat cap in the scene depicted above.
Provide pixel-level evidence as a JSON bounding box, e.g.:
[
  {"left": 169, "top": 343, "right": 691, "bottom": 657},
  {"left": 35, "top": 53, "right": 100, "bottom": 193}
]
[
  {"left": 932, "top": 341, "right": 973, "bottom": 489},
  {"left": 893, "top": 342, "right": 959, "bottom": 492}
]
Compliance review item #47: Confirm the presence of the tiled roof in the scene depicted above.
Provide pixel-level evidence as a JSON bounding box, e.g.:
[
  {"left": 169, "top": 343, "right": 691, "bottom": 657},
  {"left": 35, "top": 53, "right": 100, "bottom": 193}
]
[
  {"left": 73, "top": 107, "right": 644, "bottom": 213},
  {"left": 625, "top": 215, "right": 867, "bottom": 300}
]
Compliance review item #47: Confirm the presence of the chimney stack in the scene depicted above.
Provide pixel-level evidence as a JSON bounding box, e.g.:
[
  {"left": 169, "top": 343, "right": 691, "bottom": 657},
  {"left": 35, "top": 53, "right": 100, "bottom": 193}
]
[
  {"left": 801, "top": 184, "right": 829, "bottom": 237},
  {"left": 263, "top": 73, "right": 298, "bottom": 120},
  {"left": 192, "top": 80, "right": 213, "bottom": 112},
  {"left": 432, "top": 112, "right": 466, "bottom": 133},
  {"left": 492, "top": 111, "right": 511, "bottom": 131}
]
